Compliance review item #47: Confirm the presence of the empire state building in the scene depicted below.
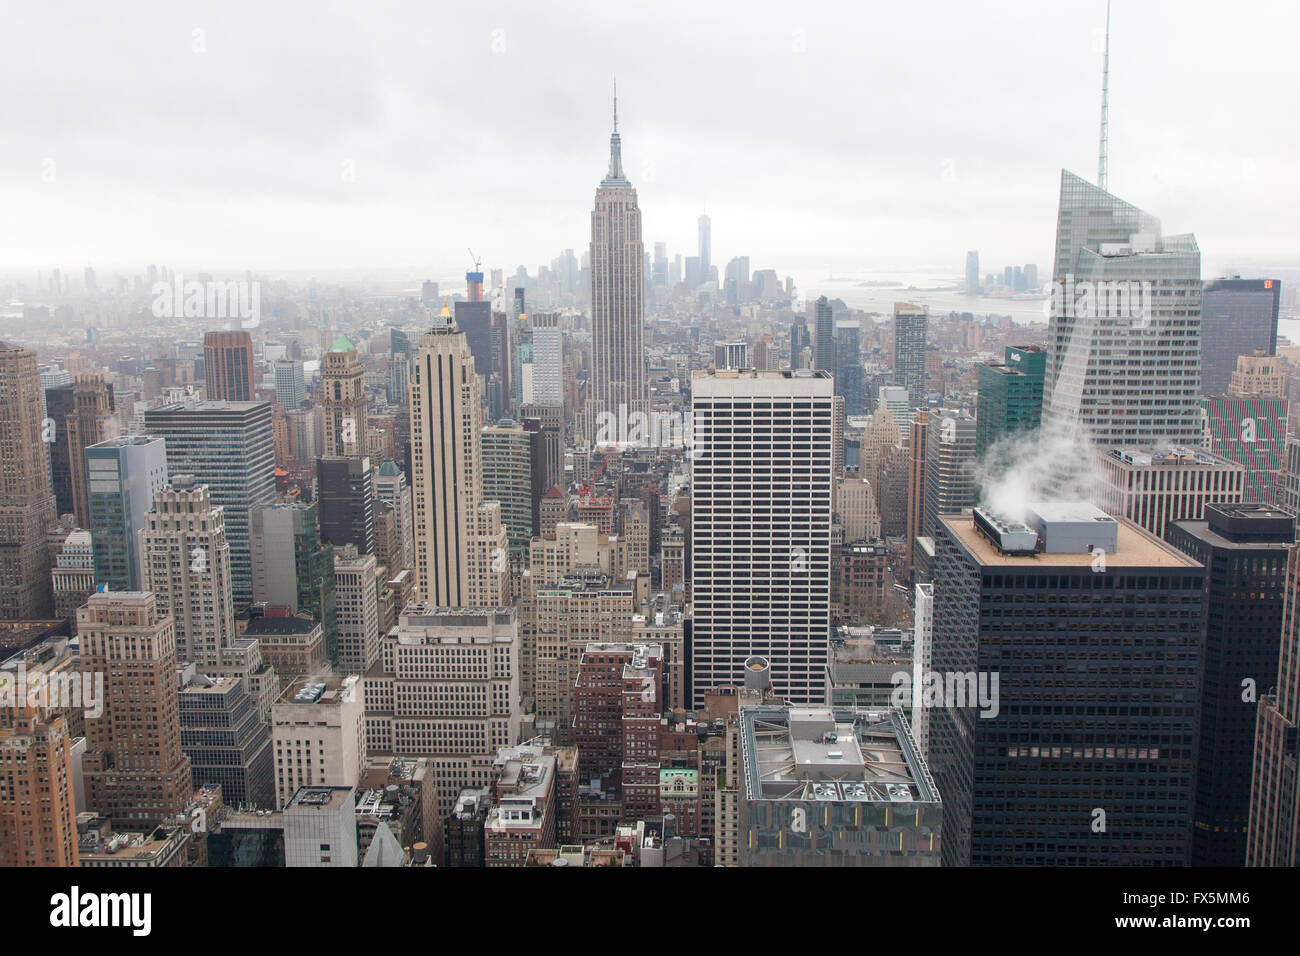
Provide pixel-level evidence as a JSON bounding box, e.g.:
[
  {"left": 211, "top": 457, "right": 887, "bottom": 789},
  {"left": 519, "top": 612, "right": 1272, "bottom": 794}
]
[{"left": 588, "top": 89, "right": 647, "bottom": 437}]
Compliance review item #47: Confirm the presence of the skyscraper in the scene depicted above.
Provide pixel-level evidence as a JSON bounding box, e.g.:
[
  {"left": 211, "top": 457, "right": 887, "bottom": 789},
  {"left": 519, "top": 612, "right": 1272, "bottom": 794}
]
[
  {"left": 409, "top": 323, "right": 508, "bottom": 607},
  {"left": 975, "top": 345, "right": 1045, "bottom": 463},
  {"left": 65, "top": 375, "right": 118, "bottom": 527},
  {"left": 1166, "top": 503, "right": 1294, "bottom": 866},
  {"left": 697, "top": 213, "right": 711, "bottom": 282},
  {"left": 250, "top": 502, "right": 338, "bottom": 662},
  {"left": 274, "top": 358, "right": 306, "bottom": 409},
  {"left": 588, "top": 91, "right": 647, "bottom": 431},
  {"left": 79, "top": 591, "right": 194, "bottom": 827},
  {"left": 85, "top": 435, "right": 169, "bottom": 592},
  {"left": 316, "top": 456, "right": 375, "bottom": 555},
  {"left": 145, "top": 400, "right": 276, "bottom": 606},
  {"left": 203, "top": 330, "right": 256, "bottom": 402},
  {"left": 321, "top": 335, "right": 367, "bottom": 458},
  {"left": 139, "top": 475, "right": 235, "bottom": 665},
  {"left": 893, "top": 303, "right": 928, "bottom": 407},
  {"left": 690, "top": 370, "right": 834, "bottom": 706},
  {"left": 1200, "top": 277, "right": 1281, "bottom": 397},
  {"left": 0, "top": 343, "right": 57, "bottom": 619},
  {"left": 1247, "top": 543, "right": 1300, "bottom": 866},
  {"left": 1043, "top": 170, "right": 1202, "bottom": 446},
  {"left": 813, "top": 296, "right": 834, "bottom": 373},
  {"left": 965, "top": 250, "right": 980, "bottom": 296},
  {"left": 529, "top": 312, "right": 563, "bottom": 407},
  {"left": 931, "top": 503, "right": 1204, "bottom": 865}
]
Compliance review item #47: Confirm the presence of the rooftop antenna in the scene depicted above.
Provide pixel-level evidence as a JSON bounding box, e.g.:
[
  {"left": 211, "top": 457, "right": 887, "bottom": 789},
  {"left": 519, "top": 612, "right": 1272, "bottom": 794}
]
[
  {"left": 613, "top": 76, "right": 618, "bottom": 133},
  {"left": 1098, "top": 0, "right": 1111, "bottom": 191}
]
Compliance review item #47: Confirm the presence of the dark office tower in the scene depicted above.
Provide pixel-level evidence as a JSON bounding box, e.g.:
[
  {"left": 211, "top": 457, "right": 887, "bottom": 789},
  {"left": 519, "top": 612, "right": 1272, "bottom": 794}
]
[
  {"left": 1248, "top": 544, "right": 1300, "bottom": 865},
  {"left": 975, "top": 345, "right": 1046, "bottom": 463},
  {"left": 79, "top": 591, "right": 193, "bottom": 828},
  {"left": 145, "top": 401, "right": 276, "bottom": 606},
  {"left": 813, "top": 296, "right": 835, "bottom": 373},
  {"left": 250, "top": 502, "right": 338, "bottom": 661},
  {"left": 43, "top": 383, "right": 77, "bottom": 516},
  {"left": 834, "top": 323, "right": 864, "bottom": 415},
  {"left": 698, "top": 213, "right": 711, "bottom": 281},
  {"left": 965, "top": 251, "right": 980, "bottom": 296},
  {"left": 1200, "top": 278, "right": 1281, "bottom": 397},
  {"left": 513, "top": 287, "right": 525, "bottom": 321},
  {"left": 893, "top": 303, "right": 928, "bottom": 407},
  {"left": 931, "top": 503, "right": 1205, "bottom": 866},
  {"left": 203, "top": 330, "right": 256, "bottom": 402},
  {"left": 588, "top": 91, "right": 647, "bottom": 430},
  {"left": 453, "top": 300, "right": 493, "bottom": 386},
  {"left": 1166, "top": 503, "right": 1294, "bottom": 866},
  {"left": 316, "top": 456, "right": 374, "bottom": 555},
  {"left": 690, "top": 369, "right": 834, "bottom": 706},
  {"left": 180, "top": 674, "right": 275, "bottom": 810},
  {"left": 1043, "top": 170, "right": 1202, "bottom": 446},
  {"left": 489, "top": 311, "right": 511, "bottom": 420},
  {"left": 65, "top": 375, "right": 117, "bottom": 526},
  {"left": 0, "top": 343, "right": 57, "bottom": 619}
]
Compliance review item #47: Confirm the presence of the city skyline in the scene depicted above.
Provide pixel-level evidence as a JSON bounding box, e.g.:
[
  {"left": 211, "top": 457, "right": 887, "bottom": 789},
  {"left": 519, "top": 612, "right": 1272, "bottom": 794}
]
[{"left": 2, "top": 2, "right": 1297, "bottom": 281}]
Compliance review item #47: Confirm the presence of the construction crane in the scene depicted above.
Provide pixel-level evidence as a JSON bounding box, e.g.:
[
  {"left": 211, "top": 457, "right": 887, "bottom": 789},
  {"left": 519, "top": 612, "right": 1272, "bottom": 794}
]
[{"left": 467, "top": 248, "right": 482, "bottom": 274}]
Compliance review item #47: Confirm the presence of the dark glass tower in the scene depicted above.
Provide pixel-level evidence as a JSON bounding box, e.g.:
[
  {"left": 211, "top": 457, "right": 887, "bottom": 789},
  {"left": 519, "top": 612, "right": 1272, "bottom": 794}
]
[
  {"left": 931, "top": 504, "right": 1204, "bottom": 865},
  {"left": 1166, "top": 503, "right": 1294, "bottom": 866}
]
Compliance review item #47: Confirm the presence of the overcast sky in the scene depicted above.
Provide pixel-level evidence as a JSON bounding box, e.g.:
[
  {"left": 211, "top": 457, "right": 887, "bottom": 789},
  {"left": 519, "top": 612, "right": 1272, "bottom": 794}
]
[{"left": 3, "top": 0, "right": 1295, "bottom": 284}]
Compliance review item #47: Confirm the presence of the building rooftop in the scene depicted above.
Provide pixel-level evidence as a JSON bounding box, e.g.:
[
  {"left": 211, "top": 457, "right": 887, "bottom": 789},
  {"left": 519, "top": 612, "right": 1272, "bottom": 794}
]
[
  {"left": 940, "top": 511, "right": 1198, "bottom": 569},
  {"left": 1101, "top": 446, "right": 1241, "bottom": 469},
  {"left": 286, "top": 786, "right": 354, "bottom": 812},
  {"left": 741, "top": 706, "right": 936, "bottom": 804}
]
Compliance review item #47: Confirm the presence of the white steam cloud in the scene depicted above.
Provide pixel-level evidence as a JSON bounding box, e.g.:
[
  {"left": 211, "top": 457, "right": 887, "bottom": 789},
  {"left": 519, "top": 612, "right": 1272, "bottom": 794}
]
[{"left": 974, "top": 423, "right": 1100, "bottom": 524}]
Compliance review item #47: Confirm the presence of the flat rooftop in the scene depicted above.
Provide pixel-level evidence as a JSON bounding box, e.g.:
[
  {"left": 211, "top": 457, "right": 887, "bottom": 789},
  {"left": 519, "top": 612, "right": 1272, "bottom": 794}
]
[
  {"left": 741, "top": 706, "right": 936, "bottom": 804},
  {"left": 940, "top": 511, "right": 1199, "bottom": 569},
  {"left": 286, "top": 786, "right": 354, "bottom": 811}
]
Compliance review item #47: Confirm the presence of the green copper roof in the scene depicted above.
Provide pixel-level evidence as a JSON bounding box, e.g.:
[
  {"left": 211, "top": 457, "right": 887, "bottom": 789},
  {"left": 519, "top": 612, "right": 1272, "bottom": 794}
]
[
  {"left": 330, "top": 334, "right": 354, "bottom": 352},
  {"left": 377, "top": 459, "right": 400, "bottom": 477}
]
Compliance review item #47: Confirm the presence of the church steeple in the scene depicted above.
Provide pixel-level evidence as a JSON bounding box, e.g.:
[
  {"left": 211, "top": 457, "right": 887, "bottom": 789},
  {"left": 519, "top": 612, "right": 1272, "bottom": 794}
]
[{"left": 601, "top": 77, "right": 631, "bottom": 187}]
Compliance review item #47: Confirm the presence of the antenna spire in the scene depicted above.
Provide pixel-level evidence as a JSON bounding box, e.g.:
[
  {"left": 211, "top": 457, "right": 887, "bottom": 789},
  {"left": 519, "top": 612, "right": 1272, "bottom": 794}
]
[
  {"left": 1098, "top": 0, "right": 1111, "bottom": 191},
  {"left": 613, "top": 76, "right": 618, "bottom": 133}
]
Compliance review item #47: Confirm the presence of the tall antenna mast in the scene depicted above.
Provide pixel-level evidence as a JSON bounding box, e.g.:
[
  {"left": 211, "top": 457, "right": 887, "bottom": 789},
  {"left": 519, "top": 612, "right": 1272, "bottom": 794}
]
[{"left": 1098, "top": 0, "right": 1111, "bottom": 190}]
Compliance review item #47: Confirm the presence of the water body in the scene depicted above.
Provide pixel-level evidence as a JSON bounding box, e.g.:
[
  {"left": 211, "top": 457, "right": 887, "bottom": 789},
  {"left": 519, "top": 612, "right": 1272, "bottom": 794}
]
[{"left": 796, "top": 271, "right": 1050, "bottom": 325}]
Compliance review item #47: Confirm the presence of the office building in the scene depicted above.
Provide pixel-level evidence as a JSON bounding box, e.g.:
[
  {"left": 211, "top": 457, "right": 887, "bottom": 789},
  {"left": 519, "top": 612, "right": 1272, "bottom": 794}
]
[
  {"left": 322, "top": 335, "right": 367, "bottom": 457},
  {"left": 893, "top": 303, "right": 928, "bottom": 407},
  {"left": 1247, "top": 543, "right": 1300, "bottom": 866},
  {"left": 271, "top": 675, "right": 365, "bottom": 809},
  {"left": 334, "top": 545, "right": 380, "bottom": 676},
  {"left": 1200, "top": 277, "right": 1281, "bottom": 397},
  {"left": 481, "top": 422, "right": 535, "bottom": 548},
  {"left": 79, "top": 591, "right": 194, "bottom": 827},
  {"left": 203, "top": 330, "right": 256, "bottom": 402},
  {"left": 409, "top": 322, "right": 508, "bottom": 607},
  {"left": 85, "top": 436, "right": 168, "bottom": 592},
  {"left": 1043, "top": 170, "right": 1202, "bottom": 446},
  {"left": 738, "top": 705, "right": 939, "bottom": 866},
  {"left": 61, "top": 375, "right": 118, "bottom": 527},
  {"left": 923, "top": 409, "right": 977, "bottom": 538},
  {"left": 530, "top": 312, "right": 563, "bottom": 407},
  {"left": 283, "top": 785, "right": 358, "bottom": 867},
  {"left": 364, "top": 606, "right": 520, "bottom": 846},
  {"left": 965, "top": 251, "right": 980, "bottom": 297},
  {"left": 0, "top": 343, "right": 58, "bottom": 619},
  {"left": 274, "top": 359, "right": 306, "bottom": 409},
  {"left": 975, "top": 345, "right": 1046, "bottom": 462},
  {"left": 931, "top": 503, "right": 1204, "bottom": 865},
  {"left": 316, "top": 455, "right": 375, "bottom": 555},
  {"left": 374, "top": 459, "right": 414, "bottom": 573},
  {"left": 145, "top": 400, "right": 276, "bottom": 606},
  {"left": 250, "top": 502, "right": 337, "bottom": 662},
  {"left": 0, "top": 714, "right": 79, "bottom": 866},
  {"left": 587, "top": 95, "right": 648, "bottom": 429},
  {"left": 1202, "top": 389, "right": 1288, "bottom": 505},
  {"left": 813, "top": 297, "right": 834, "bottom": 373},
  {"left": 50, "top": 529, "right": 95, "bottom": 623},
  {"left": 1167, "top": 503, "right": 1294, "bottom": 866},
  {"left": 691, "top": 370, "right": 834, "bottom": 705},
  {"left": 179, "top": 674, "right": 275, "bottom": 810},
  {"left": 139, "top": 476, "right": 235, "bottom": 664},
  {"left": 1093, "top": 446, "right": 1245, "bottom": 538}
]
